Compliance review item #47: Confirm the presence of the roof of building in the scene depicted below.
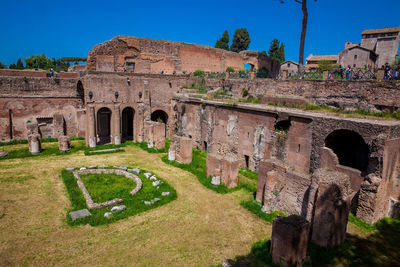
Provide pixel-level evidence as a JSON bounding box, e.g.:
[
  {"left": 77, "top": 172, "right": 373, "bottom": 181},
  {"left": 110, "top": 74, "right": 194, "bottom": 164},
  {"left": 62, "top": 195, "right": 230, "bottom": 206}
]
[
  {"left": 281, "top": 60, "right": 299, "bottom": 66},
  {"left": 361, "top": 27, "right": 400, "bottom": 35},
  {"left": 306, "top": 54, "right": 338, "bottom": 62},
  {"left": 348, "top": 45, "right": 377, "bottom": 56}
]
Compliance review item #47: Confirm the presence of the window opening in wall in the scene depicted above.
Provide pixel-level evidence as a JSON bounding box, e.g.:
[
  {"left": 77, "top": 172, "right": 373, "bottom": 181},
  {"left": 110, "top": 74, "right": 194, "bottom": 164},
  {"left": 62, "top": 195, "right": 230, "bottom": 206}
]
[
  {"left": 189, "top": 135, "right": 192, "bottom": 139},
  {"left": 325, "top": 129, "right": 369, "bottom": 173},
  {"left": 248, "top": 132, "right": 250, "bottom": 138},
  {"left": 204, "top": 141, "right": 207, "bottom": 152},
  {"left": 9, "top": 109, "right": 13, "bottom": 140},
  {"left": 288, "top": 63, "right": 291, "bottom": 67},
  {"left": 298, "top": 144, "right": 301, "bottom": 153},
  {"left": 373, "top": 34, "right": 378, "bottom": 38},
  {"left": 354, "top": 55, "right": 358, "bottom": 60},
  {"left": 245, "top": 155, "right": 249, "bottom": 169},
  {"left": 126, "top": 62, "right": 135, "bottom": 67},
  {"left": 274, "top": 119, "right": 291, "bottom": 132},
  {"left": 353, "top": 64, "right": 356, "bottom": 68}
]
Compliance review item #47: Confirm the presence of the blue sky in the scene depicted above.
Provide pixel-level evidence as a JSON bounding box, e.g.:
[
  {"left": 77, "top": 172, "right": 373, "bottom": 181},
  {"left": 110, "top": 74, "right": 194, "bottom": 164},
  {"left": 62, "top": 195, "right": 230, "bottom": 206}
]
[{"left": 1, "top": 0, "right": 399, "bottom": 65}]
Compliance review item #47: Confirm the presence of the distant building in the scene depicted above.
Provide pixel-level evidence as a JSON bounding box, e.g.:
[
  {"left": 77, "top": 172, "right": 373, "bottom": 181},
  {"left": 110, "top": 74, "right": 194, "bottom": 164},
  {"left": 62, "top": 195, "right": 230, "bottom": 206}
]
[
  {"left": 305, "top": 54, "right": 338, "bottom": 71},
  {"left": 339, "top": 27, "right": 400, "bottom": 69},
  {"left": 338, "top": 42, "right": 377, "bottom": 69},
  {"left": 280, "top": 60, "right": 299, "bottom": 76}
]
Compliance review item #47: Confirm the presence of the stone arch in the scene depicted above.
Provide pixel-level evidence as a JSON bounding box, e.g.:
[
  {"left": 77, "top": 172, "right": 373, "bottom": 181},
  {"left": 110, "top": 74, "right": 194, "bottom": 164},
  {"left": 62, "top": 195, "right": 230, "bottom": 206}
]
[
  {"left": 77, "top": 80, "right": 84, "bottom": 105},
  {"left": 97, "top": 107, "right": 112, "bottom": 144},
  {"left": 122, "top": 107, "right": 135, "bottom": 142},
  {"left": 325, "top": 129, "right": 369, "bottom": 173},
  {"left": 151, "top": 109, "right": 168, "bottom": 136}
]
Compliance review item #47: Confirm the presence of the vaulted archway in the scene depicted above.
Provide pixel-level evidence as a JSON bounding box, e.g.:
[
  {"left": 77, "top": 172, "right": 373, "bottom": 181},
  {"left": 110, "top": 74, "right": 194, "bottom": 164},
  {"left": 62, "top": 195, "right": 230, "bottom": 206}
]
[
  {"left": 97, "top": 107, "right": 111, "bottom": 144},
  {"left": 122, "top": 107, "right": 135, "bottom": 142}
]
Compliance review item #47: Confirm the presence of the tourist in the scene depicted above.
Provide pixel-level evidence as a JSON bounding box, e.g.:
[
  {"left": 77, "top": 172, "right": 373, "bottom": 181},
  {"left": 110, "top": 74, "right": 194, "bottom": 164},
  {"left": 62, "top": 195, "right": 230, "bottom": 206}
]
[
  {"left": 346, "top": 65, "right": 351, "bottom": 80},
  {"left": 50, "top": 68, "right": 54, "bottom": 77},
  {"left": 384, "top": 63, "right": 391, "bottom": 80}
]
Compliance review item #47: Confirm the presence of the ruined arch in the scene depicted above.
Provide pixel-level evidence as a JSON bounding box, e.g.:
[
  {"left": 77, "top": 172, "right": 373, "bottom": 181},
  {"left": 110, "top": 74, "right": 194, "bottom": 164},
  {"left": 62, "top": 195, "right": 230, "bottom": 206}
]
[
  {"left": 151, "top": 109, "right": 168, "bottom": 137},
  {"left": 97, "top": 107, "right": 112, "bottom": 144},
  {"left": 325, "top": 129, "right": 369, "bottom": 173},
  {"left": 77, "top": 81, "right": 84, "bottom": 105},
  {"left": 122, "top": 107, "right": 135, "bottom": 142}
]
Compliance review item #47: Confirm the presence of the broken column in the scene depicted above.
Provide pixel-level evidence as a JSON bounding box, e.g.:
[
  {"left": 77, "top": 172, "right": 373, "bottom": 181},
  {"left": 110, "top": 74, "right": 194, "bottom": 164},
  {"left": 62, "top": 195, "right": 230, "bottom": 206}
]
[
  {"left": 206, "top": 153, "right": 239, "bottom": 188},
  {"left": 311, "top": 168, "right": 353, "bottom": 249},
  {"left": 88, "top": 106, "right": 96, "bottom": 148},
  {"left": 28, "top": 134, "right": 41, "bottom": 154},
  {"left": 52, "top": 113, "right": 65, "bottom": 138},
  {"left": 144, "top": 121, "right": 165, "bottom": 149},
  {"left": 270, "top": 215, "right": 310, "bottom": 267},
  {"left": 113, "top": 105, "right": 121, "bottom": 145},
  {"left": 169, "top": 135, "right": 192, "bottom": 164},
  {"left": 58, "top": 135, "right": 71, "bottom": 152}
]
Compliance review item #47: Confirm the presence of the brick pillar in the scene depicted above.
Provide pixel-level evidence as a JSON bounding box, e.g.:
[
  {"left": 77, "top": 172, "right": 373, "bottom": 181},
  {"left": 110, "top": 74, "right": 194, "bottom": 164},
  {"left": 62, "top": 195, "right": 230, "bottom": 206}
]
[
  {"left": 58, "top": 135, "right": 71, "bottom": 152},
  {"left": 88, "top": 106, "right": 96, "bottom": 148},
  {"left": 322, "top": 70, "right": 329, "bottom": 80},
  {"left": 28, "top": 134, "right": 41, "bottom": 154},
  {"left": 114, "top": 104, "right": 121, "bottom": 145},
  {"left": 377, "top": 69, "right": 384, "bottom": 81},
  {"left": 270, "top": 215, "right": 310, "bottom": 267},
  {"left": 281, "top": 70, "right": 288, "bottom": 80}
]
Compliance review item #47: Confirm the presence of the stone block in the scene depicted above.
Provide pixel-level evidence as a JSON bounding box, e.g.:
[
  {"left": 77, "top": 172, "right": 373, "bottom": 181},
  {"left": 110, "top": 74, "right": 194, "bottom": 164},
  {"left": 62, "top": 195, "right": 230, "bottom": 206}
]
[
  {"left": 171, "top": 135, "right": 192, "bottom": 164},
  {"left": 58, "top": 135, "right": 70, "bottom": 152},
  {"left": 221, "top": 156, "right": 240, "bottom": 188},
  {"left": 69, "top": 209, "right": 91, "bottom": 221},
  {"left": 26, "top": 122, "right": 39, "bottom": 135},
  {"left": 311, "top": 168, "right": 353, "bottom": 249},
  {"left": 271, "top": 215, "right": 310, "bottom": 267},
  {"left": 144, "top": 121, "right": 165, "bottom": 149},
  {"left": 28, "top": 134, "right": 41, "bottom": 154},
  {"left": 52, "top": 113, "right": 65, "bottom": 138},
  {"left": 206, "top": 153, "right": 223, "bottom": 178}
]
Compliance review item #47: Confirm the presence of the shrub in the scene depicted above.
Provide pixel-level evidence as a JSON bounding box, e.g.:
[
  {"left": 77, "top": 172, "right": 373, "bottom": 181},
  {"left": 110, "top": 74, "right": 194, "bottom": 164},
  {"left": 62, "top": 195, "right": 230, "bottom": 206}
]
[
  {"left": 193, "top": 69, "right": 205, "bottom": 77},
  {"left": 226, "top": 67, "right": 235, "bottom": 73},
  {"left": 256, "top": 67, "right": 269, "bottom": 78}
]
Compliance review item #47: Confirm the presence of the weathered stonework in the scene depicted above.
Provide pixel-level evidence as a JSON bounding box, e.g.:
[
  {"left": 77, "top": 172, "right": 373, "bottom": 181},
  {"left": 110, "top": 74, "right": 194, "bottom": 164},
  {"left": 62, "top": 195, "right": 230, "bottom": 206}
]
[
  {"left": 270, "top": 215, "right": 310, "bottom": 267},
  {"left": 58, "top": 135, "right": 71, "bottom": 152},
  {"left": 28, "top": 134, "right": 41, "bottom": 154},
  {"left": 170, "top": 135, "right": 192, "bottom": 164},
  {"left": 206, "top": 153, "right": 239, "bottom": 188},
  {"left": 144, "top": 121, "right": 165, "bottom": 149}
]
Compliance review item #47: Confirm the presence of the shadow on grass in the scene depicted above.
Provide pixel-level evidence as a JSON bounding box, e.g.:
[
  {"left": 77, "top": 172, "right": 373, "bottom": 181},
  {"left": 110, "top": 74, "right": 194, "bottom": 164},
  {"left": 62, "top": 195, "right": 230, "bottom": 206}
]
[{"left": 226, "top": 218, "right": 400, "bottom": 266}]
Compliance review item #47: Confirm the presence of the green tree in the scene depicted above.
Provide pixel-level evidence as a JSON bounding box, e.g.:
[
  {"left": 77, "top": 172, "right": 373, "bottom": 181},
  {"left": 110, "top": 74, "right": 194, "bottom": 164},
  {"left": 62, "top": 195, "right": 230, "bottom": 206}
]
[
  {"left": 268, "top": 39, "right": 285, "bottom": 64},
  {"left": 24, "top": 54, "right": 53, "bottom": 69},
  {"left": 215, "top": 30, "right": 230, "bottom": 51},
  {"left": 268, "top": 39, "right": 280, "bottom": 61},
  {"left": 260, "top": 51, "right": 267, "bottom": 56},
  {"left": 0, "top": 62, "right": 7, "bottom": 69},
  {"left": 230, "top": 28, "right": 250, "bottom": 53},
  {"left": 317, "top": 60, "right": 337, "bottom": 71},
  {"left": 278, "top": 0, "right": 317, "bottom": 70},
  {"left": 16, "top": 58, "right": 24, "bottom": 69},
  {"left": 279, "top": 43, "right": 285, "bottom": 63}
]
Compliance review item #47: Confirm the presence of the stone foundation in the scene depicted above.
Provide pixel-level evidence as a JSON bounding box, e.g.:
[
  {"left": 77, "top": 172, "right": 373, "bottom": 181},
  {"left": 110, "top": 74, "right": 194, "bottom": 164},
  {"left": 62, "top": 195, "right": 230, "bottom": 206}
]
[
  {"left": 28, "top": 134, "right": 41, "bottom": 154},
  {"left": 144, "top": 121, "right": 165, "bottom": 149},
  {"left": 270, "top": 215, "right": 310, "bottom": 267},
  {"left": 311, "top": 168, "right": 353, "bottom": 249},
  {"left": 206, "top": 153, "right": 239, "bottom": 188},
  {"left": 170, "top": 135, "right": 192, "bottom": 164},
  {"left": 58, "top": 136, "right": 71, "bottom": 152}
]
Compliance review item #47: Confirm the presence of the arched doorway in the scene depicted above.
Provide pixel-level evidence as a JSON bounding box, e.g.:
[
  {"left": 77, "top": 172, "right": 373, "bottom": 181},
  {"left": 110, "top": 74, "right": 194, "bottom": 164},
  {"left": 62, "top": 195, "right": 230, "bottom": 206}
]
[
  {"left": 151, "top": 110, "right": 168, "bottom": 136},
  {"left": 325, "top": 129, "right": 369, "bottom": 173},
  {"left": 97, "top": 107, "right": 111, "bottom": 144},
  {"left": 122, "top": 107, "right": 135, "bottom": 142}
]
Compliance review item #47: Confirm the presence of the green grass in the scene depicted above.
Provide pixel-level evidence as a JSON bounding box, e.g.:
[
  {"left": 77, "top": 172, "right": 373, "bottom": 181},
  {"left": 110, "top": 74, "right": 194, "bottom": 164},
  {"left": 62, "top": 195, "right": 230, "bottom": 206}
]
[
  {"left": 84, "top": 143, "right": 126, "bottom": 156},
  {"left": 161, "top": 149, "right": 257, "bottom": 194},
  {"left": 61, "top": 167, "right": 177, "bottom": 226},
  {"left": 80, "top": 173, "right": 137, "bottom": 203},
  {"left": 131, "top": 138, "right": 170, "bottom": 153},
  {"left": 240, "top": 199, "right": 285, "bottom": 224},
  {"left": 0, "top": 136, "right": 84, "bottom": 146},
  {"left": 348, "top": 212, "right": 376, "bottom": 233},
  {"left": 239, "top": 168, "right": 258, "bottom": 180},
  {"left": 0, "top": 140, "right": 86, "bottom": 160}
]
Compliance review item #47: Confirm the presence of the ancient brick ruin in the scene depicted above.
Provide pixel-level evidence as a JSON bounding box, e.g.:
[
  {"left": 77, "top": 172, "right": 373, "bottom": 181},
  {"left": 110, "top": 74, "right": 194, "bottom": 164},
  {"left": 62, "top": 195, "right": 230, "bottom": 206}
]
[{"left": 1, "top": 36, "right": 399, "bottom": 226}]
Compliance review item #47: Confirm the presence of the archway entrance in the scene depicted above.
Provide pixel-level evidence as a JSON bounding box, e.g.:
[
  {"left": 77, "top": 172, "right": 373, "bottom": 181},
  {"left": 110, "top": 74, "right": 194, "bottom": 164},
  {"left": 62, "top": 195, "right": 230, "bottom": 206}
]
[
  {"left": 97, "top": 107, "right": 111, "bottom": 144},
  {"left": 151, "top": 110, "right": 168, "bottom": 136},
  {"left": 325, "top": 129, "right": 369, "bottom": 173},
  {"left": 122, "top": 107, "right": 135, "bottom": 142}
]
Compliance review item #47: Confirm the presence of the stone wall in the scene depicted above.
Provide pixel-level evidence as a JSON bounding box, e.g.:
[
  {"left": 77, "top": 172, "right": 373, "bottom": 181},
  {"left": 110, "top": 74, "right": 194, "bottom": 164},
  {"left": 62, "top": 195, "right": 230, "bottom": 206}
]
[
  {"left": 0, "top": 76, "right": 84, "bottom": 141},
  {"left": 86, "top": 36, "right": 280, "bottom": 75}
]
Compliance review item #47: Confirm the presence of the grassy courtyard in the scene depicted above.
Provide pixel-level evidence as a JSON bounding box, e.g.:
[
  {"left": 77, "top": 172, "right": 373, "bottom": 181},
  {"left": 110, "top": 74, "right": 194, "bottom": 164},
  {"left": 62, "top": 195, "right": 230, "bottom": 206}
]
[{"left": 0, "top": 141, "right": 398, "bottom": 266}]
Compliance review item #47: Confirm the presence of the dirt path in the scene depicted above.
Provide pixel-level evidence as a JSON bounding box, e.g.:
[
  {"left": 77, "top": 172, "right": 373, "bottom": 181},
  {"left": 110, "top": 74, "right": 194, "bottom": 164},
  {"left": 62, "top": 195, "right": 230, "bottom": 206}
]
[{"left": 0, "top": 146, "right": 270, "bottom": 266}]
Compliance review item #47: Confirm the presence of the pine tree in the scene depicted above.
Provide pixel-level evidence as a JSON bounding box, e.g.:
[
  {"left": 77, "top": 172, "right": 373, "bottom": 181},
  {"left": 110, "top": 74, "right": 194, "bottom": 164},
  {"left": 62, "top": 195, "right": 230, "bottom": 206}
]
[
  {"left": 279, "top": 43, "right": 285, "bottom": 64},
  {"left": 268, "top": 39, "right": 280, "bottom": 61},
  {"left": 215, "top": 30, "right": 230, "bottom": 51},
  {"left": 16, "top": 58, "right": 24, "bottom": 69},
  {"left": 230, "top": 28, "right": 250, "bottom": 53}
]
